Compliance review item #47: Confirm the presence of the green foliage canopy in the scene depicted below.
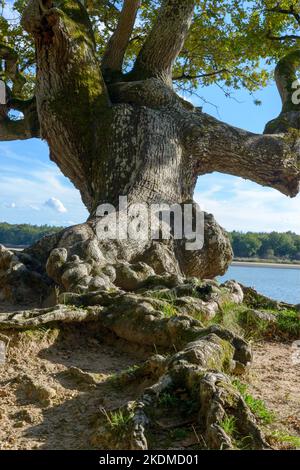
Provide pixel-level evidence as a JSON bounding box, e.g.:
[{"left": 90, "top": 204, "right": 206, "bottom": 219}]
[{"left": 1, "top": 0, "right": 300, "bottom": 99}]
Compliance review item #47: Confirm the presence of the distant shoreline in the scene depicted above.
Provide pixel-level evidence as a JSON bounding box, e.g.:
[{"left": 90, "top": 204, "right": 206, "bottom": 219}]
[{"left": 232, "top": 261, "right": 300, "bottom": 269}]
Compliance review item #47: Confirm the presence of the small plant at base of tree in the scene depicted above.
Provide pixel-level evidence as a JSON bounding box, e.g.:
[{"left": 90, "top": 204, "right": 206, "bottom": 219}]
[
  {"left": 220, "top": 415, "right": 237, "bottom": 437},
  {"left": 269, "top": 431, "right": 300, "bottom": 450}
]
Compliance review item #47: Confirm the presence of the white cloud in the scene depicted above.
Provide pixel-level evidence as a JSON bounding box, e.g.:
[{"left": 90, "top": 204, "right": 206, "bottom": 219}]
[
  {"left": 44, "top": 197, "right": 67, "bottom": 214},
  {"left": 4, "top": 202, "right": 16, "bottom": 209},
  {"left": 176, "top": 90, "right": 197, "bottom": 105},
  {"left": 0, "top": 140, "right": 88, "bottom": 225}
]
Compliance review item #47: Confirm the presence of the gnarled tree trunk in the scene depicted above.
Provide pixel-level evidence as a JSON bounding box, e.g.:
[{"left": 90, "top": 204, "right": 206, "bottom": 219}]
[
  {"left": 0, "top": 1, "right": 299, "bottom": 450},
  {"left": 0, "top": 0, "right": 299, "bottom": 302}
]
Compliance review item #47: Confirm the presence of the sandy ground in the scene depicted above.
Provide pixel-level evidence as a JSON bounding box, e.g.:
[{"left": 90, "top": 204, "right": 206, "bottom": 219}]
[
  {"left": 248, "top": 341, "right": 300, "bottom": 445},
  {"left": 0, "top": 317, "right": 299, "bottom": 449},
  {"left": 232, "top": 261, "right": 300, "bottom": 269},
  {"left": 0, "top": 325, "right": 149, "bottom": 450}
]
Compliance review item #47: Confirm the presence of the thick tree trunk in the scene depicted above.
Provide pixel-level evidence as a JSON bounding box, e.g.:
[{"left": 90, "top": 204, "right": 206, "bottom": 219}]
[
  {"left": 5, "top": 1, "right": 230, "bottom": 300},
  {"left": 1, "top": 1, "right": 299, "bottom": 450},
  {"left": 22, "top": 2, "right": 196, "bottom": 211}
]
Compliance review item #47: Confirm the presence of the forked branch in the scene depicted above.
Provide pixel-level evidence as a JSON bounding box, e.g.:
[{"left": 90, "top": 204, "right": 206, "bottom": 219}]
[
  {"left": 102, "top": 0, "right": 141, "bottom": 80},
  {"left": 0, "top": 42, "right": 39, "bottom": 141},
  {"left": 107, "top": 76, "right": 300, "bottom": 198},
  {"left": 131, "top": 0, "right": 195, "bottom": 85}
]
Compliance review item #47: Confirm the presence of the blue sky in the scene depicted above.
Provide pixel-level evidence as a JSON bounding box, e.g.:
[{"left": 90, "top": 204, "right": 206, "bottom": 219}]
[
  {"left": 1, "top": 80, "right": 300, "bottom": 233},
  {"left": 194, "top": 82, "right": 300, "bottom": 234}
]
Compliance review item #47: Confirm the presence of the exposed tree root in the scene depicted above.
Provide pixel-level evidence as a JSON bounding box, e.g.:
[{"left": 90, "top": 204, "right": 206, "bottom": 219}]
[
  {"left": 92, "top": 332, "right": 268, "bottom": 450},
  {"left": 0, "top": 238, "right": 284, "bottom": 450},
  {"left": 0, "top": 305, "right": 102, "bottom": 329},
  {"left": 130, "top": 366, "right": 270, "bottom": 450},
  {"left": 240, "top": 284, "right": 295, "bottom": 311},
  {"left": 0, "top": 281, "right": 272, "bottom": 450}
]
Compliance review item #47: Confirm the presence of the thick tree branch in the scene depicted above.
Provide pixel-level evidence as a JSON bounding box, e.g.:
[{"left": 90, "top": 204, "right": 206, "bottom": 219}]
[
  {"left": 21, "top": 0, "right": 110, "bottom": 210},
  {"left": 0, "top": 116, "right": 37, "bottom": 141},
  {"left": 0, "top": 42, "right": 39, "bottom": 141},
  {"left": 267, "top": 32, "right": 300, "bottom": 41},
  {"left": 107, "top": 75, "right": 300, "bottom": 197},
  {"left": 131, "top": 0, "right": 195, "bottom": 85},
  {"left": 275, "top": 50, "right": 300, "bottom": 111},
  {"left": 107, "top": 75, "right": 300, "bottom": 199},
  {"left": 101, "top": 0, "right": 140, "bottom": 81},
  {"left": 182, "top": 110, "right": 300, "bottom": 198}
]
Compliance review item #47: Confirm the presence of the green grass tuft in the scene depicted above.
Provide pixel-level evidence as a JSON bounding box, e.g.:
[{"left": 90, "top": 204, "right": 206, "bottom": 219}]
[
  {"left": 103, "top": 409, "right": 134, "bottom": 438},
  {"left": 220, "top": 415, "right": 237, "bottom": 436},
  {"left": 149, "top": 290, "right": 177, "bottom": 303},
  {"left": 23, "top": 326, "right": 60, "bottom": 341},
  {"left": 276, "top": 309, "right": 300, "bottom": 337},
  {"left": 232, "top": 379, "right": 275, "bottom": 424},
  {"left": 206, "top": 301, "right": 247, "bottom": 336},
  {"left": 160, "top": 302, "right": 178, "bottom": 318},
  {"left": 270, "top": 430, "right": 300, "bottom": 449}
]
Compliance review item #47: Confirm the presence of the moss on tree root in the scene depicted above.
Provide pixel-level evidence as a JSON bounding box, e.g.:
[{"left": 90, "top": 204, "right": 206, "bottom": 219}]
[
  {"left": 1, "top": 245, "right": 297, "bottom": 449},
  {"left": 0, "top": 278, "right": 272, "bottom": 450}
]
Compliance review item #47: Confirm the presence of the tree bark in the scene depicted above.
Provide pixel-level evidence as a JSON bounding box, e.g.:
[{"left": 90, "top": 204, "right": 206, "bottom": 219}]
[
  {"left": 131, "top": 0, "right": 195, "bottom": 85},
  {"left": 0, "top": 0, "right": 299, "bottom": 301},
  {"left": 264, "top": 50, "right": 300, "bottom": 134},
  {"left": 101, "top": 0, "right": 141, "bottom": 81},
  {"left": 0, "top": 98, "right": 39, "bottom": 141}
]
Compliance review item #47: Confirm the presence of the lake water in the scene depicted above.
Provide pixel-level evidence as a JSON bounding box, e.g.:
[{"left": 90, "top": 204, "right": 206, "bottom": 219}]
[{"left": 219, "top": 265, "right": 300, "bottom": 305}]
